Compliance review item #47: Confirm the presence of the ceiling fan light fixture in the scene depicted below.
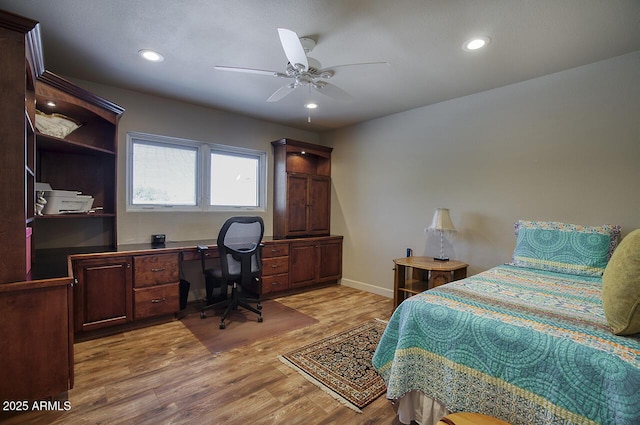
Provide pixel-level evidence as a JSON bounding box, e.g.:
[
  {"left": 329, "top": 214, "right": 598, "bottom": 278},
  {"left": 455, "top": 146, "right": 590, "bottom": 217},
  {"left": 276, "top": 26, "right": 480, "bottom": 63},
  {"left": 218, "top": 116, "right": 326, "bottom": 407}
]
[
  {"left": 138, "top": 49, "right": 164, "bottom": 62},
  {"left": 299, "top": 37, "right": 316, "bottom": 53},
  {"left": 462, "top": 36, "right": 491, "bottom": 52},
  {"left": 305, "top": 102, "right": 318, "bottom": 109}
]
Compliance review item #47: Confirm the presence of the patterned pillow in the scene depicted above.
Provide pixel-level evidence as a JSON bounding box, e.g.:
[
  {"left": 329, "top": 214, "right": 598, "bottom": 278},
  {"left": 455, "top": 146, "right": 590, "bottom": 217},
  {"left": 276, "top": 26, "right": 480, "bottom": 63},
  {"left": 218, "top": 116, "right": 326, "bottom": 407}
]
[{"left": 511, "top": 221, "right": 621, "bottom": 277}]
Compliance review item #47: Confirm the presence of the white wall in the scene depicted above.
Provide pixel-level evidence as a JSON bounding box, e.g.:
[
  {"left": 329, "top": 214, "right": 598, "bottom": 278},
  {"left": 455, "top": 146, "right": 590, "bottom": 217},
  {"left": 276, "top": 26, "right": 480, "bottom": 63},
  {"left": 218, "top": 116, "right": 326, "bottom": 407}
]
[{"left": 324, "top": 51, "right": 640, "bottom": 298}]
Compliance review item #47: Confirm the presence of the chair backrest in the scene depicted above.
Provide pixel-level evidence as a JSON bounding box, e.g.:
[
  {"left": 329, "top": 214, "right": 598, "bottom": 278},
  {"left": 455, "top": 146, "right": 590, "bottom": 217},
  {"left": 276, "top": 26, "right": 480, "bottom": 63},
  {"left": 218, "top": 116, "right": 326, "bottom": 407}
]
[{"left": 217, "top": 216, "right": 264, "bottom": 283}]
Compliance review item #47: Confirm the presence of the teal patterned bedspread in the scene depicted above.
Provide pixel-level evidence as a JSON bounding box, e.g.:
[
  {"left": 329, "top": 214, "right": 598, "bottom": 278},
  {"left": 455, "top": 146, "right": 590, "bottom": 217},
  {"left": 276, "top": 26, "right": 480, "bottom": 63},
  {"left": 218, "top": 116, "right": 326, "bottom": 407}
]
[{"left": 372, "top": 265, "right": 640, "bottom": 425}]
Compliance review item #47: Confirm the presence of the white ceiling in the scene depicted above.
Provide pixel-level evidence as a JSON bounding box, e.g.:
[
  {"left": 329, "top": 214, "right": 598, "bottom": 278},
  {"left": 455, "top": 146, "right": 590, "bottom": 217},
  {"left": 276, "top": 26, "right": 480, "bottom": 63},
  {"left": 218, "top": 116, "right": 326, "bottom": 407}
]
[{"left": 2, "top": 0, "right": 640, "bottom": 131}]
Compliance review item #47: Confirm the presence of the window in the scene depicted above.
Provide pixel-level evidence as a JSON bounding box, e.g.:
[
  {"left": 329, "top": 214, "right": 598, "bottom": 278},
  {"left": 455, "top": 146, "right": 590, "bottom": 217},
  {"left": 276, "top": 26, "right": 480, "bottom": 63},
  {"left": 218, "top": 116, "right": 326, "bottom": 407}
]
[
  {"left": 127, "top": 132, "right": 266, "bottom": 211},
  {"left": 210, "top": 153, "right": 259, "bottom": 207},
  {"left": 132, "top": 141, "right": 198, "bottom": 206}
]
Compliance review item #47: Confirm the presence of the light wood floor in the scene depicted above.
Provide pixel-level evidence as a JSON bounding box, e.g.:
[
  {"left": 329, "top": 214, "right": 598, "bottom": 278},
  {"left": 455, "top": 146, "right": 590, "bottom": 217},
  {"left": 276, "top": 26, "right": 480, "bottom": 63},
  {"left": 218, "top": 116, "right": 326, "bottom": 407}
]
[{"left": 2, "top": 285, "right": 401, "bottom": 425}]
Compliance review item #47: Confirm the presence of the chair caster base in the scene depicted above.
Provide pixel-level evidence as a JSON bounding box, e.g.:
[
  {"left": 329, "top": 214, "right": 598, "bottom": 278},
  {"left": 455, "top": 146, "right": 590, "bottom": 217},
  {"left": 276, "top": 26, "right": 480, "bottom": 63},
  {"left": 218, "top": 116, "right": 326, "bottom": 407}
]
[
  {"left": 257, "top": 303, "right": 262, "bottom": 310},
  {"left": 257, "top": 316, "right": 263, "bottom": 323},
  {"left": 200, "top": 312, "right": 206, "bottom": 319},
  {"left": 219, "top": 322, "right": 226, "bottom": 329}
]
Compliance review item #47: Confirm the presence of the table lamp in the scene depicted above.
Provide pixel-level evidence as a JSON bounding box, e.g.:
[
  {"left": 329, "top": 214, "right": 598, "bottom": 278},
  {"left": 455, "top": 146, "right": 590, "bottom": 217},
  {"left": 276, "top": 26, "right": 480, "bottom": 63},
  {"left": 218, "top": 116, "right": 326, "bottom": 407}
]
[{"left": 428, "top": 208, "right": 457, "bottom": 261}]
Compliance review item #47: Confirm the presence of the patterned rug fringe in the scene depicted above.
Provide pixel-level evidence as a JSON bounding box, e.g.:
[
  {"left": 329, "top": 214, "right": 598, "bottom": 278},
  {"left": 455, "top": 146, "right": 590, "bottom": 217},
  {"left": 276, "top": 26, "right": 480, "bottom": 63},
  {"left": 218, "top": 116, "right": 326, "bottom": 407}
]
[{"left": 278, "top": 355, "right": 363, "bottom": 413}]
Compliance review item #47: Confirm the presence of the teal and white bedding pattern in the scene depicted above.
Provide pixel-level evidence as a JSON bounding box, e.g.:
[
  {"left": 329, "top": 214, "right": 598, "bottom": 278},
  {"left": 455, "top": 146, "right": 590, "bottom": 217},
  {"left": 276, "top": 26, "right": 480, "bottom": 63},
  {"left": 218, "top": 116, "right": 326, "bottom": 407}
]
[{"left": 372, "top": 265, "right": 640, "bottom": 425}]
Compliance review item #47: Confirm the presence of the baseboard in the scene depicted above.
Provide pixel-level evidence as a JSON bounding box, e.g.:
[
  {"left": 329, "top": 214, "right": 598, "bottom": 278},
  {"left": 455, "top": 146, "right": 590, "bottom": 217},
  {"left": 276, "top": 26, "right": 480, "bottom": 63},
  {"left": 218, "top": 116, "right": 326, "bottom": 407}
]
[{"left": 340, "top": 278, "right": 393, "bottom": 299}]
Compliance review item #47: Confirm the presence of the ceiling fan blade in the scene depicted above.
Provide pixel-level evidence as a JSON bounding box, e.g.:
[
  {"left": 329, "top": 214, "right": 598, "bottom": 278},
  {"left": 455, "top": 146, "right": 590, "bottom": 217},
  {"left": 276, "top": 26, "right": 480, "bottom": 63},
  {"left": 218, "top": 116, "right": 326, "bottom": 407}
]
[
  {"left": 314, "top": 82, "right": 352, "bottom": 101},
  {"left": 277, "top": 28, "right": 308, "bottom": 71},
  {"left": 267, "top": 83, "right": 297, "bottom": 102},
  {"left": 215, "top": 65, "right": 287, "bottom": 78},
  {"left": 322, "top": 61, "right": 390, "bottom": 71}
]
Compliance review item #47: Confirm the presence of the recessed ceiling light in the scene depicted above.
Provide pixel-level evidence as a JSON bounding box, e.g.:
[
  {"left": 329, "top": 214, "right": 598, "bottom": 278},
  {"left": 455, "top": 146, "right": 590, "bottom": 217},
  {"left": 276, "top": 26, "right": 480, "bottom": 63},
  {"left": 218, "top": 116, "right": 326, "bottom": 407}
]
[
  {"left": 138, "top": 49, "right": 164, "bottom": 62},
  {"left": 462, "top": 36, "right": 491, "bottom": 52},
  {"left": 305, "top": 103, "right": 318, "bottom": 109}
]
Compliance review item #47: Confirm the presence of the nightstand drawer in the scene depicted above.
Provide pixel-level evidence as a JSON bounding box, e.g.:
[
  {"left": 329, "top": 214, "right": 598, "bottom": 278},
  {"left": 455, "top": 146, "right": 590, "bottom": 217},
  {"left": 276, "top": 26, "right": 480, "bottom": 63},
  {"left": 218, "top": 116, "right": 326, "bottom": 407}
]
[
  {"left": 262, "top": 257, "right": 289, "bottom": 276},
  {"left": 262, "top": 243, "right": 289, "bottom": 258},
  {"left": 134, "top": 283, "right": 179, "bottom": 319},
  {"left": 134, "top": 253, "right": 180, "bottom": 287},
  {"left": 261, "top": 274, "right": 289, "bottom": 294}
]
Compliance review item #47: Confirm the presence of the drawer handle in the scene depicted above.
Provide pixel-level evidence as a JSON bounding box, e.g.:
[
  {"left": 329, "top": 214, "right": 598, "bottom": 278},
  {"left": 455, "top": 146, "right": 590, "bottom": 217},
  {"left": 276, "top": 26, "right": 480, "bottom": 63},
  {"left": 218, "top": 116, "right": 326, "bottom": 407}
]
[
  {"left": 271, "top": 264, "right": 280, "bottom": 268},
  {"left": 271, "top": 249, "right": 281, "bottom": 253},
  {"left": 151, "top": 297, "right": 166, "bottom": 303},
  {"left": 151, "top": 268, "right": 166, "bottom": 272},
  {"left": 271, "top": 282, "right": 280, "bottom": 286}
]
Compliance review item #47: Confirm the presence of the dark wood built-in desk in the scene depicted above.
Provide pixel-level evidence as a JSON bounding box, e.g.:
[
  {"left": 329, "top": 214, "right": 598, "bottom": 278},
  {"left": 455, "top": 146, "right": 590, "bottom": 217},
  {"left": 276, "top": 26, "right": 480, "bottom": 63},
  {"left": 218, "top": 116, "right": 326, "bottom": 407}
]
[{"left": 68, "top": 235, "right": 343, "bottom": 335}]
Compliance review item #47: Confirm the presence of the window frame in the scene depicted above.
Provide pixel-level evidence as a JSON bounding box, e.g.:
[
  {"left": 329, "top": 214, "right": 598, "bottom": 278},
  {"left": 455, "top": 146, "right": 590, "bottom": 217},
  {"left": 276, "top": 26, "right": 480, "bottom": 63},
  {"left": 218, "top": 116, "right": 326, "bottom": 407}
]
[{"left": 126, "top": 132, "right": 267, "bottom": 212}]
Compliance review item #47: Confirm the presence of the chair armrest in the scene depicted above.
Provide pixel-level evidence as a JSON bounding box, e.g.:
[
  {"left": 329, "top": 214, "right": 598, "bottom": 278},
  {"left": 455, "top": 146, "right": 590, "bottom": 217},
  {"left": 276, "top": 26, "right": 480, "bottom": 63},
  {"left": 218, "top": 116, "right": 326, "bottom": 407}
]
[{"left": 197, "top": 245, "right": 209, "bottom": 273}]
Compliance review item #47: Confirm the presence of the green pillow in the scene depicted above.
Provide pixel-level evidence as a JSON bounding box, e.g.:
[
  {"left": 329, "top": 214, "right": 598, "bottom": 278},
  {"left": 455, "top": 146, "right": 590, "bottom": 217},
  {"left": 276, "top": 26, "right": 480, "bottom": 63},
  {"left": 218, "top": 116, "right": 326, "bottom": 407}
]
[{"left": 602, "top": 229, "right": 640, "bottom": 335}]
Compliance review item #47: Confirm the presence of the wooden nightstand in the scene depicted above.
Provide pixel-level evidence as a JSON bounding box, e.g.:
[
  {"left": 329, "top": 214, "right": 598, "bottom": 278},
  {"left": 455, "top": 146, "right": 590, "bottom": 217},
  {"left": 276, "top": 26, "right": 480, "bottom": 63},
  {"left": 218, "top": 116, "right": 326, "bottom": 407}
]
[{"left": 393, "top": 256, "right": 468, "bottom": 308}]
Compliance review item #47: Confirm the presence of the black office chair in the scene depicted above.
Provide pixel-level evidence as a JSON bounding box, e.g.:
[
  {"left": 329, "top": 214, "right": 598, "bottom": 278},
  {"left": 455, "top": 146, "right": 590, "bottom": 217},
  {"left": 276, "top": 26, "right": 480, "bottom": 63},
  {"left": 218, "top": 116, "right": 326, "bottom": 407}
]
[{"left": 199, "top": 216, "right": 264, "bottom": 329}]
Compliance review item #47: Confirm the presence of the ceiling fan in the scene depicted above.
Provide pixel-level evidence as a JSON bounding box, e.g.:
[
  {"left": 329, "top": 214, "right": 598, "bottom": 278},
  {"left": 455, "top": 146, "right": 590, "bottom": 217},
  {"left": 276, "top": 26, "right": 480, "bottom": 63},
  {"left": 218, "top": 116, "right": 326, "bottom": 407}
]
[{"left": 215, "top": 28, "right": 389, "bottom": 103}]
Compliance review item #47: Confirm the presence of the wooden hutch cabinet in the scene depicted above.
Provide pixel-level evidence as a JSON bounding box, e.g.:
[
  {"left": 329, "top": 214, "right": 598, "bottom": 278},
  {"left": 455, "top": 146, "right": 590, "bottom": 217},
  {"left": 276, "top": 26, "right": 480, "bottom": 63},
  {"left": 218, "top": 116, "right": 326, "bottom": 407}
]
[
  {"left": 0, "top": 10, "right": 74, "bottom": 404},
  {"left": 271, "top": 139, "right": 332, "bottom": 238},
  {"left": 270, "top": 139, "right": 343, "bottom": 293}
]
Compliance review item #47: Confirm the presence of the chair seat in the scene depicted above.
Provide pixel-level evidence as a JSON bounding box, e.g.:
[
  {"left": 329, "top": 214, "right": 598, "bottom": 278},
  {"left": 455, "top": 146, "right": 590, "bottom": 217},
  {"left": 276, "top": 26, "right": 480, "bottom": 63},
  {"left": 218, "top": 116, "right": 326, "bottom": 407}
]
[{"left": 437, "top": 412, "right": 511, "bottom": 425}]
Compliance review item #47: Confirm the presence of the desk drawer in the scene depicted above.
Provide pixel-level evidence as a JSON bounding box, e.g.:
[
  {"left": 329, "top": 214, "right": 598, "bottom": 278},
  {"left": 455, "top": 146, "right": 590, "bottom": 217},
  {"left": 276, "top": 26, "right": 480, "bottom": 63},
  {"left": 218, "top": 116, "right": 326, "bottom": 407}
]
[
  {"left": 134, "top": 253, "right": 180, "bottom": 288},
  {"left": 134, "top": 283, "right": 179, "bottom": 319},
  {"left": 262, "top": 243, "right": 289, "bottom": 258},
  {"left": 261, "top": 274, "right": 289, "bottom": 294},
  {"left": 180, "top": 248, "right": 219, "bottom": 262},
  {"left": 262, "top": 257, "right": 289, "bottom": 276}
]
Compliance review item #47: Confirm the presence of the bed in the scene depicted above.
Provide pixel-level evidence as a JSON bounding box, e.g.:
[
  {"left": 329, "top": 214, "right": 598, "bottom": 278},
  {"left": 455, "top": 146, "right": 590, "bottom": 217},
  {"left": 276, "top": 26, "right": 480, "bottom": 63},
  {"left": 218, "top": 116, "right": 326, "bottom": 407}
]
[{"left": 373, "top": 222, "right": 640, "bottom": 425}]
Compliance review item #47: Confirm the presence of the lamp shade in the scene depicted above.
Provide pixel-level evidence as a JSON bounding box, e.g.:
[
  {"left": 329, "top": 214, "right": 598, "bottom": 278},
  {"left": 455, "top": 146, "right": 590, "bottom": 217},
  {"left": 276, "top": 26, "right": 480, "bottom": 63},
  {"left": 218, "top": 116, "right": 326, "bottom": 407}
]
[{"left": 428, "top": 208, "right": 456, "bottom": 232}]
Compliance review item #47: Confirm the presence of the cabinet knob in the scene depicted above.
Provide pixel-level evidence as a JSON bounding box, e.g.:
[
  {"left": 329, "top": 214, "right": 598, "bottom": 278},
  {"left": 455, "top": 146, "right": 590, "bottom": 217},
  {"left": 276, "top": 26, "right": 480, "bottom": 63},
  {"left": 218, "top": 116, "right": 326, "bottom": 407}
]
[
  {"left": 151, "top": 297, "right": 166, "bottom": 303},
  {"left": 151, "top": 268, "right": 166, "bottom": 272}
]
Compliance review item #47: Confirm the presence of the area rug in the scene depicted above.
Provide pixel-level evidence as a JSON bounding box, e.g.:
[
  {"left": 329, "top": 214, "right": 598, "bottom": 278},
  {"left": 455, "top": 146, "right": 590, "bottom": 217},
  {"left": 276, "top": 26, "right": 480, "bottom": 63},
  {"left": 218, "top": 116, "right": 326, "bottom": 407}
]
[
  {"left": 181, "top": 299, "right": 318, "bottom": 354},
  {"left": 278, "top": 319, "right": 387, "bottom": 413}
]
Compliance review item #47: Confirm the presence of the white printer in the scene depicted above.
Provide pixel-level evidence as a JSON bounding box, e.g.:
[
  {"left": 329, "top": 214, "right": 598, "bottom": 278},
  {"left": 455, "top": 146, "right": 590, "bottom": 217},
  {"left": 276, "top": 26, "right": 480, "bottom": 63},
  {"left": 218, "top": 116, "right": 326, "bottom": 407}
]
[{"left": 36, "top": 183, "right": 94, "bottom": 215}]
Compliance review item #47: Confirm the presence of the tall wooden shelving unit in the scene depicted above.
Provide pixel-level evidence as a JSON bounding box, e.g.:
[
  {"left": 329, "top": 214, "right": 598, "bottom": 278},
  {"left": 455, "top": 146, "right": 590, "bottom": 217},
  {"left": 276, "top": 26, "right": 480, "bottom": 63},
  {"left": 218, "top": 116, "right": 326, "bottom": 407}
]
[
  {"left": 0, "top": 9, "right": 76, "bottom": 404},
  {"left": 0, "top": 8, "right": 124, "bottom": 404},
  {"left": 32, "top": 71, "right": 124, "bottom": 279},
  {"left": 0, "top": 10, "right": 43, "bottom": 283}
]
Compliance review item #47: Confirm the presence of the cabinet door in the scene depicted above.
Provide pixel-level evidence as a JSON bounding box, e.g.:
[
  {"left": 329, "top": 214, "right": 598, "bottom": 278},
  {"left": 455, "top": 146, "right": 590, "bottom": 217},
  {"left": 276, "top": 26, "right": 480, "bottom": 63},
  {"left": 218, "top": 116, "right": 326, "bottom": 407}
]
[
  {"left": 317, "top": 239, "right": 343, "bottom": 282},
  {"left": 286, "top": 173, "right": 309, "bottom": 235},
  {"left": 308, "top": 175, "right": 330, "bottom": 235},
  {"left": 73, "top": 256, "right": 133, "bottom": 332},
  {"left": 289, "top": 242, "right": 317, "bottom": 288}
]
